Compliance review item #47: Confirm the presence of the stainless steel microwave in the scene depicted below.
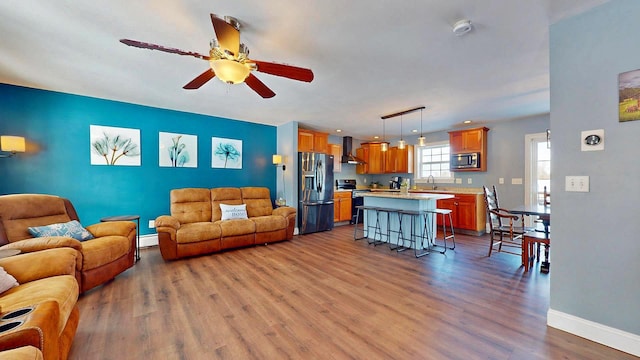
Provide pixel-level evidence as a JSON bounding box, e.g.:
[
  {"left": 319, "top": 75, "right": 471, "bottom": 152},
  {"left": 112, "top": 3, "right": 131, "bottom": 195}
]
[{"left": 451, "top": 152, "right": 480, "bottom": 169}]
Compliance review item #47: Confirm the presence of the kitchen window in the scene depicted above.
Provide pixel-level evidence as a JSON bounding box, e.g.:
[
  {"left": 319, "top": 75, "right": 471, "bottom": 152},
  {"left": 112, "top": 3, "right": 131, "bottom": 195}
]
[{"left": 414, "top": 141, "right": 454, "bottom": 183}]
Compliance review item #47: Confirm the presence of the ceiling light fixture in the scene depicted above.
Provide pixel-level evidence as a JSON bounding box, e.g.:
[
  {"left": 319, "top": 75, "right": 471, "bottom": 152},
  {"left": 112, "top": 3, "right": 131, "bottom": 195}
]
[
  {"left": 417, "top": 108, "right": 426, "bottom": 146},
  {"left": 381, "top": 119, "right": 389, "bottom": 152},
  {"left": 453, "top": 19, "right": 472, "bottom": 36},
  {"left": 463, "top": 120, "right": 472, "bottom": 124},
  {"left": 398, "top": 115, "right": 406, "bottom": 150}
]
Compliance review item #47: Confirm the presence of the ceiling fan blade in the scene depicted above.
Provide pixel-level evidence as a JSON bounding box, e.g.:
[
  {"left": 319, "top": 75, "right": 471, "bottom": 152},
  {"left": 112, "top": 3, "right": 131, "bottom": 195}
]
[
  {"left": 252, "top": 61, "right": 314, "bottom": 82},
  {"left": 245, "top": 74, "right": 276, "bottom": 98},
  {"left": 183, "top": 69, "right": 216, "bottom": 89},
  {"left": 120, "top": 39, "right": 210, "bottom": 60},
  {"left": 210, "top": 14, "right": 240, "bottom": 56}
]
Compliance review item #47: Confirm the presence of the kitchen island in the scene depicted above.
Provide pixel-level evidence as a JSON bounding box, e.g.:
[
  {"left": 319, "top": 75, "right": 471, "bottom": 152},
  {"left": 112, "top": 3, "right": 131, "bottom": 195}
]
[{"left": 361, "top": 192, "right": 454, "bottom": 249}]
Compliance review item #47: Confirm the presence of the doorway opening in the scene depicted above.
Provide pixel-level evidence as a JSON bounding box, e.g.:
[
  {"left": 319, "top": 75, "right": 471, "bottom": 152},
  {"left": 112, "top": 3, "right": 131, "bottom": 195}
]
[{"left": 524, "top": 132, "right": 550, "bottom": 224}]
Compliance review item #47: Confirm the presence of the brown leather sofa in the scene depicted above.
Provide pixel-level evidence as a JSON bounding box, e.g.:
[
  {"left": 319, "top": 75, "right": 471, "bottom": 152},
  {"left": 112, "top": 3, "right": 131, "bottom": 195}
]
[
  {"left": 0, "top": 248, "right": 80, "bottom": 360},
  {"left": 0, "top": 194, "right": 136, "bottom": 293},
  {"left": 155, "top": 187, "right": 296, "bottom": 260}
]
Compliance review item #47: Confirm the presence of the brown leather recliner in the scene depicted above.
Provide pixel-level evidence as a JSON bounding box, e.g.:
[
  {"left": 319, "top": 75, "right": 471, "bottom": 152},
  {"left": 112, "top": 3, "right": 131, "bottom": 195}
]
[
  {"left": 0, "top": 194, "right": 136, "bottom": 293},
  {"left": 0, "top": 248, "right": 80, "bottom": 360}
]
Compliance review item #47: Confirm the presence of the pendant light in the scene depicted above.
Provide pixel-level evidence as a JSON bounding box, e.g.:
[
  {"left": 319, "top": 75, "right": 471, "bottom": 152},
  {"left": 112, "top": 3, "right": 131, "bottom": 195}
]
[
  {"left": 398, "top": 115, "right": 406, "bottom": 149},
  {"left": 417, "top": 108, "right": 426, "bottom": 146},
  {"left": 381, "top": 119, "right": 389, "bottom": 152}
]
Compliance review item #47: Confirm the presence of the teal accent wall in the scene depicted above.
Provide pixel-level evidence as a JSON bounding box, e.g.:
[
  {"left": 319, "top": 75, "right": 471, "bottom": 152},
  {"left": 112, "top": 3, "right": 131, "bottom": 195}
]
[
  {"left": 0, "top": 84, "right": 277, "bottom": 235},
  {"left": 550, "top": 0, "right": 640, "bottom": 337}
]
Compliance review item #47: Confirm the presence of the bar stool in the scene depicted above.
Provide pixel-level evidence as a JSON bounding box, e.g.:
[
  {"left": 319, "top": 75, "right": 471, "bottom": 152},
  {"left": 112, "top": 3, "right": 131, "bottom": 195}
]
[
  {"left": 371, "top": 207, "right": 396, "bottom": 246},
  {"left": 353, "top": 205, "right": 379, "bottom": 241},
  {"left": 397, "top": 209, "right": 429, "bottom": 258},
  {"left": 427, "top": 208, "right": 456, "bottom": 254}
]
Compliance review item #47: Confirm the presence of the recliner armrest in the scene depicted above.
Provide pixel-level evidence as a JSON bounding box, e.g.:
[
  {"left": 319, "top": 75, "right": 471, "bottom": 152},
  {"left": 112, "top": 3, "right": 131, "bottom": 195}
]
[
  {"left": 86, "top": 221, "right": 136, "bottom": 238},
  {"left": 155, "top": 215, "right": 180, "bottom": 230},
  {"left": 0, "top": 248, "right": 78, "bottom": 283},
  {"left": 0, "top": 237, "right": 82, "bottom": 253},
  {"left": 273, "top": 206, "right": 296, "bottom": 218}
]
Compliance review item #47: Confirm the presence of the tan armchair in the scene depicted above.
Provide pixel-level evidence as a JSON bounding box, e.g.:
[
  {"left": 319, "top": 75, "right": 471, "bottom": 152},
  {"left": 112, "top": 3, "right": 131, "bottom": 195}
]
[
  {"left": 0, "top": 194, "right": 136, "bottom": 293},
  {"left": 0, "top": 248, "right": 80, "bottom": 360}
]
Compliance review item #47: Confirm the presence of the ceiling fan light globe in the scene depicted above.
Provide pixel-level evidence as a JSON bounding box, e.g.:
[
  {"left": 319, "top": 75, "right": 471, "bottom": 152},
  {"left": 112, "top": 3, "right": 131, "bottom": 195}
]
[{"left": 210, "top": 59, "right": 250, "bottom": 84}]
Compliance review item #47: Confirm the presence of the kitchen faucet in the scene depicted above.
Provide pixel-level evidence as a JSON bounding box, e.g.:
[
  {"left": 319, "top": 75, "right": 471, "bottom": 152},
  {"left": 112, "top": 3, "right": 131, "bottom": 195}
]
[{"left": 427, "top": 175, "right": 437, "bottom": 190}]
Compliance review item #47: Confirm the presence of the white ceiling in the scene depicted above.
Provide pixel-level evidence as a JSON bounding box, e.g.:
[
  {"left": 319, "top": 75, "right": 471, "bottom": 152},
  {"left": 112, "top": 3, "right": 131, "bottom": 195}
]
[{"left": 0, "top": 0, "right": 610, "bottom": 140}]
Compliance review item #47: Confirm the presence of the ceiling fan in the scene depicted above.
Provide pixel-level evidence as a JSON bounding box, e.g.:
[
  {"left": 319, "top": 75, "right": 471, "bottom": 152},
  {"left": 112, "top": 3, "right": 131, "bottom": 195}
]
[{"left": 120, "top": 13, "right": 314, "bottom": 98}]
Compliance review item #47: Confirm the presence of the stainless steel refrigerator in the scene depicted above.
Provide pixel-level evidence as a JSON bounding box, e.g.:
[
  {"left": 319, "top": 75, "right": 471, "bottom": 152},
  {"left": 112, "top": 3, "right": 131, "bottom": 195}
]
[{"left": 298, "top": 152, "right": 334, "bottom": 234}]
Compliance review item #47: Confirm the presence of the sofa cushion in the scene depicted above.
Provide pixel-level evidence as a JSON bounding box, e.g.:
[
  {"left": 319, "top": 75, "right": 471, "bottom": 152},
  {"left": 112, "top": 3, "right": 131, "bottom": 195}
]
[
  {"left": 28, "top": 220, "right": 94, "bottom": 241},
  {"left": 0, "top": 266, "right": 18, "bottom": 294},
  {"left": 241, "top": 187, "right": 274, "bottom": 217},
  {"left": 211, "top": 188, "right": 243, "bottom": 221},
  {"left": 216, "top": 219, "right": 256, "bottom": 237},
  {"left": 79, "top": 236, "right": 131, "bottom": 271},
  {"left": 220, "top": 203, "right": 248, "bottom": 220},
  {"left": 251, "top": 215, "right": 287, "bottom": 233},
  {"left": 170, "top": 188, "right": 212, "bottom": 224},
  {"left": 176, "top": 222, "right": 221, "bottom": 244},
  {"left": 0, "top": 275, "right": 79, "bottom": 334}
]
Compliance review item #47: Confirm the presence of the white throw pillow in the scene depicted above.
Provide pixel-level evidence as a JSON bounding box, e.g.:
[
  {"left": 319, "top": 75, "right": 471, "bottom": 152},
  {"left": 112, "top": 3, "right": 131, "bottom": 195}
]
[
  {"left": 220, "top": 203, "right": 248, "bottom": 221},
  {"left": 0, "top": 266, "right": 19, "bottom": 294}
]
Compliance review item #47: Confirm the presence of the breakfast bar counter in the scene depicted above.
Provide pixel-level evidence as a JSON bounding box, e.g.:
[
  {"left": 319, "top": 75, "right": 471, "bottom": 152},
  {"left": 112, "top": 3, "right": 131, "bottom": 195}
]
[{"left": 360, "top": 192, "right": 454, "bottom": 248}]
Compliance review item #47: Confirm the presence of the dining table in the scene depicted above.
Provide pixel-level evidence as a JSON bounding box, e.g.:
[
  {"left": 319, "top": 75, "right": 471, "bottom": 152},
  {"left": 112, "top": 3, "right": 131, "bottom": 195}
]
[{"left": 509, "top": 204, "right": 551, "bottom": 272}]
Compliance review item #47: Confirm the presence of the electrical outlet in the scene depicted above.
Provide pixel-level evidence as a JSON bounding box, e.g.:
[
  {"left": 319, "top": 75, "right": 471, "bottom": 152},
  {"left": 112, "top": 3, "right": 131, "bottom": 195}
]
[
  {"left": 498, "top": 178, "right": 504, "bottom": 184},
  {"left": 148, "top": 220, "right": 155, "bottom": 228},
  {"left": 455, "top": 178, "right": 462, "bottom": 184},
  {"left": 565, "top": 176, "right": 589, "bottom": 192},
  {"left": 467, "top": 178, "right": 472, "bottom": 184}
]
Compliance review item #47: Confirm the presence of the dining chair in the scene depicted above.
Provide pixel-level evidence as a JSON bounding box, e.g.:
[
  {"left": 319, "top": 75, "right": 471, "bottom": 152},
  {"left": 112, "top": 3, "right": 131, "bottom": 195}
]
[{"left": 483, "top": 185, "right": 531, "bottom": 260}]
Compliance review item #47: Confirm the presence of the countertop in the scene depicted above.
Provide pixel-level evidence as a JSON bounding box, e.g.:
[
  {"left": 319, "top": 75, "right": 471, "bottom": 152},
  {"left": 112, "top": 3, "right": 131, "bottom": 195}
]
[
  {"left": 362, "top": 192, "right": 454, "bottom": 200},
  {"left": 369, "top": 188, "right": 484, "bottom": 195}
]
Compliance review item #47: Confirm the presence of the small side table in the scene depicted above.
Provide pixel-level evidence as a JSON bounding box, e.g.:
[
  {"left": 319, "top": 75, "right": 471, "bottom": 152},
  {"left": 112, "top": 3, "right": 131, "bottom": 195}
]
[{"left": 100, "top": 215, "right": 140, "bottom": 262}]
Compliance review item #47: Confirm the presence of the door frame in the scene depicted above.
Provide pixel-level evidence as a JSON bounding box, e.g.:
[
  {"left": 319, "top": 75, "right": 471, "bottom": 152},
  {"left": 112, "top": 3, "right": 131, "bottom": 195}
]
[{"left": 524, "top": 132, "right": 548, "bottom": 206}]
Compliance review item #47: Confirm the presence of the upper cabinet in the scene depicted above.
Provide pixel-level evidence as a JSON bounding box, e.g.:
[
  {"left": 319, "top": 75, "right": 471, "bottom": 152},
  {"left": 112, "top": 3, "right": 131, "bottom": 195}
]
[
  {"left": 356, "top": 143, "right": 413, "bottom": 174},
  {"left": 357, "top": 142, "right": 387, "bottom": 174},
  {"left": 298, "top": 129, "right": 329, "bottom": 153},
  {"left": 386, "top": 145, "right": 414, "bottom": 174},
  {"left": 328, "top": 143, "right": 342, "bottom": 172},
  {"left": 448, "top": 127, "right": 489, "bottom": 172}
]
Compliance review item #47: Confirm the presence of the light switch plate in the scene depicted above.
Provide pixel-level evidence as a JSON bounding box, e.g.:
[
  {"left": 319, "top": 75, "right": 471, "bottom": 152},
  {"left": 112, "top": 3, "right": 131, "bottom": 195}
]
[
  {"left": 455, "top": 178, "right": 462, "bottom": 184},
  {"left": 148, "top": 220, "right": 155, "bottom": 228},
  {"left": 498, "top": 178, "right": 504, "bottom": 184},
  {"left": 511, "top": 178, "right": 523, "bottom": 185},
  {"left": 565, "top": 175, "right": 589, "bottom": 192}
]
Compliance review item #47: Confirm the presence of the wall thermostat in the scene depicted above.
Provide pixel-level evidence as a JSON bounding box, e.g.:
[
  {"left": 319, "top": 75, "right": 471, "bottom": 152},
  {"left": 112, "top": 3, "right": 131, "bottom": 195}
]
[{"left": 581, "top": 129, "right": 604, "bottom": 151}]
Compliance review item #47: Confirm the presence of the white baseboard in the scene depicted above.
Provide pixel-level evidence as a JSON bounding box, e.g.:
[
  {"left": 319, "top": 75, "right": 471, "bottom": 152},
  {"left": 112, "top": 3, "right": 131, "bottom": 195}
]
[
  {"left": 139, "top": 233, "right": 158, "bottom": 248},
  {"left": 547, "top": 309, "right": 640, "bottom": 356}
]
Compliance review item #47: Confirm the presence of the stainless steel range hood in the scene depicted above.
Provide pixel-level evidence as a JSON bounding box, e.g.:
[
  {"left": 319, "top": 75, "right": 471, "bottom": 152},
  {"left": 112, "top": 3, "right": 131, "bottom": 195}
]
[{"left": 341, "top": 136, "right": 366, "bottom": 164}]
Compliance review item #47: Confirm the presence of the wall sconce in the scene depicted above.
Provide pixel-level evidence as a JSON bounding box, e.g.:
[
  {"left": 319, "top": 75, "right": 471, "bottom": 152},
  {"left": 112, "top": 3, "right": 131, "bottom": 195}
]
[
  {"left": 0, "top": 136, "right": 26, "bottom": 158},
  {"left": 272, "top": 154, "right": 286, "bottom": 171}
]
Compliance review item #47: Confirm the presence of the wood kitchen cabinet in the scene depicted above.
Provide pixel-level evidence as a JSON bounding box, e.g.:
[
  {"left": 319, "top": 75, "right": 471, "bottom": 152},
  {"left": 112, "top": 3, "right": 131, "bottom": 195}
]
[
  {"left": 448, "top": 127, "right": 489, "bottom": 172},
  {"left": 436, "top": 192, "right": 486, "bottom": 235},
  {"left": 328, "top": 143, "right": 342, "bottom": 172},
  {"left": 386, "top": 145, "right": 413, "bottom": 173},
  {"left": 333, "top": 192, "right": 352, "bottom": 222},
  {"left": 298, "top": 129, "right": 329, "bottom": 153},
  {"left": 356, "top": 147, "right": 368, "bottom": 174},
  {"left": 356, "top": 142, "right": 386, "bottom": 174}
]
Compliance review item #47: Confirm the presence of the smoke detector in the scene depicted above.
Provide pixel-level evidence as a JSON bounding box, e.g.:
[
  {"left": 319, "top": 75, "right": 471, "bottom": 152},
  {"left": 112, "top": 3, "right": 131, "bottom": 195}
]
[{"left": 452, "top": 19, "right": 472, "bottom": 36}]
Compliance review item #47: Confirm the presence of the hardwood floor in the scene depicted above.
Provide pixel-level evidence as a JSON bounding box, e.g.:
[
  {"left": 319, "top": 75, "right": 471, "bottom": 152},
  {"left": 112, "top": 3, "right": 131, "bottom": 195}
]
[{"left": 69, "top": 226, "right": 635, "bottom": 359}]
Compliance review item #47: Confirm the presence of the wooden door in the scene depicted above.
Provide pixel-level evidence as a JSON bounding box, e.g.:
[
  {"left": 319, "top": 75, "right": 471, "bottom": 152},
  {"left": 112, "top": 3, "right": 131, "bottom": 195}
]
[
  {"left": 314, "top": 132, "right": 329, "bottom": 153},
  {"left": 368, "top": 143, "right": 385, "bottom": 174},
  {"left": 339, "top": 197, "right": 352, "bottom": 221},
  {"left": 356, "top": 146, "right": 369, "bottom": 174},
  {"left": 328, "top": 144, "right": 342, "bottom": 172},
  {"left": 456, "top": 195, "right": 476, "bottom": 230}
]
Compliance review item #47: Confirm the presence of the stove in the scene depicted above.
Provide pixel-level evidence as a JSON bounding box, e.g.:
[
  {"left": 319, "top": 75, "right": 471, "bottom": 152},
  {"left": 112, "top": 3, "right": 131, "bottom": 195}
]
[{"left": 336, "top": 179, "right": 370, "bottom": 224}]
